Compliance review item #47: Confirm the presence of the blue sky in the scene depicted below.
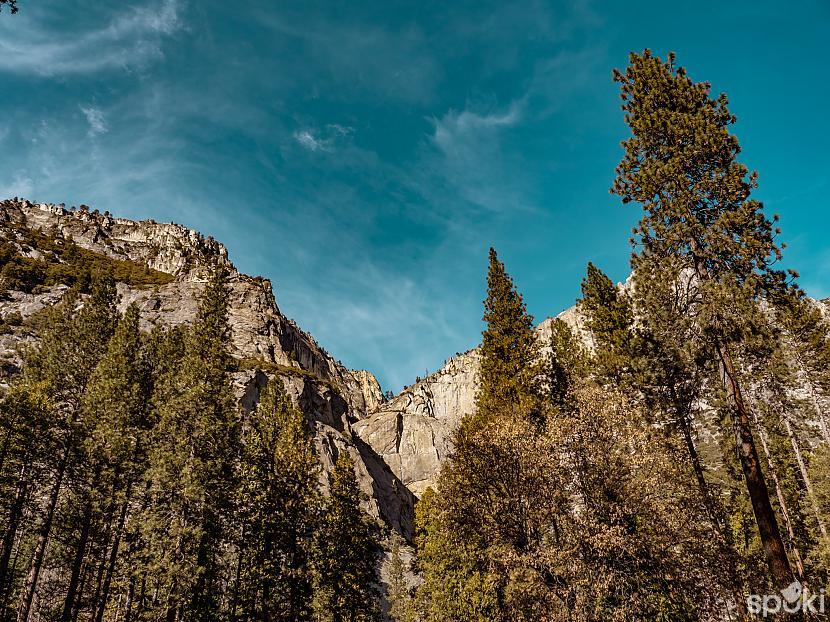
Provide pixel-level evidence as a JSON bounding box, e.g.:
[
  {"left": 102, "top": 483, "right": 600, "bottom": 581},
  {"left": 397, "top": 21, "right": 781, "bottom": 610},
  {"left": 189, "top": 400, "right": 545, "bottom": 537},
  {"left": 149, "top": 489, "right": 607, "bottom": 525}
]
[{"left": 1, "top": 0, "right": 828, "bottom": 392}]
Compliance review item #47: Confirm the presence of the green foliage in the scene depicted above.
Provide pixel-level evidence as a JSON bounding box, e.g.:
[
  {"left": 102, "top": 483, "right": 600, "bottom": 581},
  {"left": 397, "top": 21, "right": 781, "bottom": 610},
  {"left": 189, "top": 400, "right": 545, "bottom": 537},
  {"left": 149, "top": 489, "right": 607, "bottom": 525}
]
[
  {"left": 236, "top": 377, "right": 319, "bottom": 621},
  {"left": 547, "top": 318, "right": 586, "bottom": 410},
  {"left": 142, "top": 266, "right": 240, "bottom": 620},
  {"left": 387, "top": 536, "right": 411, "bottom": 622},
  {"left": 413, "top": 488, "right": 500, "bottom": 622},
  {"left": 578, "top": 263, "right": 635, "bottom": 381},
  {"left": 476, "top": 247, "right": 544, "bottom": 425},
  {"left": 612, "top": 49, "right": 798, "bottom": 588},
  {"left": 314, "top": 451, "right": 380, "bottom": 622},
  {"left": 0, "top": 219, "right": 174, "bottom": 296}
]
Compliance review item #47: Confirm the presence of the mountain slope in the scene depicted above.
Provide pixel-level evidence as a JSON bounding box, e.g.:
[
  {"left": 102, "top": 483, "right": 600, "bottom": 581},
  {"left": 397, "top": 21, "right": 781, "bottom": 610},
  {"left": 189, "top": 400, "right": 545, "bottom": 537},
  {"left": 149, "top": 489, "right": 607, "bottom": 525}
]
[{"left": 0, "top": 198, "right": 414, "bottom": 537}]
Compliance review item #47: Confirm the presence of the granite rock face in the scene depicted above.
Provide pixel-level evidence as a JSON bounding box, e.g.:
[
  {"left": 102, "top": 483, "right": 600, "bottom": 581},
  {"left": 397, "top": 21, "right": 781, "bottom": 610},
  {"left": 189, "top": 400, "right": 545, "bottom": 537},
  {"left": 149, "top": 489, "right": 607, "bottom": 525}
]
[
  {"left": 351, "top": 307, "right": 597, "bottom": 497},
  {"left": 0, "top": 199, "right": 413, "bottom": 536}
]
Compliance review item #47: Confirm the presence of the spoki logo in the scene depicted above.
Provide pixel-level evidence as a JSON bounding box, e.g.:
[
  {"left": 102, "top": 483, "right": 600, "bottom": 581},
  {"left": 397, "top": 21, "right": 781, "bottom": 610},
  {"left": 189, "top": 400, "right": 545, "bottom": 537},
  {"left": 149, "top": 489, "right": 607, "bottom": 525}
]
[{"left": 747, "top": 581, "right": 826, "bottom": 616}]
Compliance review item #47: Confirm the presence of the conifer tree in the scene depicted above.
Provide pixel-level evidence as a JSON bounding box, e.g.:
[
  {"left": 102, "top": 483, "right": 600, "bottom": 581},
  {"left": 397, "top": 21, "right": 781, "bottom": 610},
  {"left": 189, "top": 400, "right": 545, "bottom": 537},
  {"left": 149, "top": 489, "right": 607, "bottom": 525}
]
[
  {"left": 79, "top": 303, "right": 152, "bottom": 622},
  {"left": 16, "top": 277, "right": 118, "bottom": 622},
  {"left": 386, "top": 536, "right": 410, "bottom": 622},
  {"left": 578, "top": 263, "right": 634, "bottom": 381},
  {"left": 143, "top": 266, "right": 239, "bottom": 621},
  {"left": 777, "top": 295, "right": 830, "bottom": 444},
  {"left": 612, "top": 50, "right": 796, "bottom": 588},
  {"left": 415, "top": 249, "right": 568, "bottom": 622},
  {"left": 314, "top": 451, "right": 380, "bottom": 622},
  {"left": 547, "top": 318, "right": 587, "bottom": 411},
  {"left": 236, "top": 377, "right": 318, "bottom": 622},
  {"left": 412, "top": 488, "right": 500, "bottom": 622},
  {"left": 0, "top": 384, "right": 53, "bottom": 617},
  {"left": 476, "top": 248, "right": 543, "bottom": 424}
]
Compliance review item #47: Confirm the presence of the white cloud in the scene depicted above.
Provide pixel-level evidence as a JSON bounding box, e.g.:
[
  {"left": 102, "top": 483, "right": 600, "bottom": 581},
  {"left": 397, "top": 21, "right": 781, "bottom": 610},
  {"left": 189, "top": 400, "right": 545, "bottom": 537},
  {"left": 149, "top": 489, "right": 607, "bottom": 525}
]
[
  {"left": 293, "top": 124, "right": 354, "bottom": 153},
  {"left": 424, "top": 101, "right": 533, "bottom": 214},
  {"left": 431, "top": 103, "right": 522, "bottom": 155},
  {"left": 81, "top": 106, "right": 108, "bottom": 136},
  {"left": 0, "top": 0, "right": 181, "bottom": 76}
]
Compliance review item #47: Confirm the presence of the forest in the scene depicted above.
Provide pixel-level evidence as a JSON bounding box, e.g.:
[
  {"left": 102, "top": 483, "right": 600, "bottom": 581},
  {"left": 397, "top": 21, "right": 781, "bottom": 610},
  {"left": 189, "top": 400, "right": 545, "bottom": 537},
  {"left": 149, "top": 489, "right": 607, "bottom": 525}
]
[{"left": 1, "top": 51, "right": 829, "bottom": 622}]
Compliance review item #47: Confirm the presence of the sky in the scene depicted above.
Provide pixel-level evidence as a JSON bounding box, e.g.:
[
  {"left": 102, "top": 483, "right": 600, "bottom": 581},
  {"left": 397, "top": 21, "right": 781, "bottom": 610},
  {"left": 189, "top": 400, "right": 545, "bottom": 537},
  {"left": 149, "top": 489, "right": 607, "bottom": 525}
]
[{"left": 1, "top": 0, "right": 828, "bottom": 392}]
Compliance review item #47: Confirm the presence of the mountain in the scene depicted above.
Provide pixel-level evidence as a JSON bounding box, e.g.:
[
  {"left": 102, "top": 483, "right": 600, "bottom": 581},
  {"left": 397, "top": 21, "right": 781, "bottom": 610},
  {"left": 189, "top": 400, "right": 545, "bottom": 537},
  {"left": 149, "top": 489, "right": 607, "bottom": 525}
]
[
  {"left": 3, "top": 197, "right": 828, "bottom": 540},
  {"left": 0, "top": 198, "right": 414, "bottom": 538}
]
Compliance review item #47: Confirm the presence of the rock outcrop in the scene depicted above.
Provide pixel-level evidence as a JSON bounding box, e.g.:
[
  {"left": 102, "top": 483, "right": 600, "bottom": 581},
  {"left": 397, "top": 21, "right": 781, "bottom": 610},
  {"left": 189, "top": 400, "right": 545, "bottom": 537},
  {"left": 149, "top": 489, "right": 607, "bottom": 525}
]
[{"left": 0, "top": 198, "right": 413, "bottom": 537}]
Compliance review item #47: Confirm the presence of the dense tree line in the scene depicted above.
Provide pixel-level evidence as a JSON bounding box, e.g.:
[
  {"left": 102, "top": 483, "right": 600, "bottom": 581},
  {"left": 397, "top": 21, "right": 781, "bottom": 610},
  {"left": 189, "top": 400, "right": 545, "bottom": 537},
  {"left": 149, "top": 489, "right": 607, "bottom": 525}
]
[
  {"left": 0, "top": 267, "right": 381, "bottom": 622},
  {"left": 410, "top": 51, "right": 830, "bottom": 621}
]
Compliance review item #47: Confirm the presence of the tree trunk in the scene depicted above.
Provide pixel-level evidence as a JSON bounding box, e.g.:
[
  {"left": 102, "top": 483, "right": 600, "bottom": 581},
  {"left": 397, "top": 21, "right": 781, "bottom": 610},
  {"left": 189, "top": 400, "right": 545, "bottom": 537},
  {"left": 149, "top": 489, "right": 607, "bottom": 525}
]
[
  {"left": 0, "top": 462, "right": 30, "bottom": 594},
  {"left": 749, "top": 403, "right": 805, "bottom": 579},
  {"left": 61, "top": 501, "right": 93, "bottom": 622},
  {"left": 672, "top": 394, "right": 749, "bottom": 620},
  {"left": 17, "top": 444, "right": 70, "bottom": 622},
  {"left": 780, "top": 414, "right": 828, "bottom": 540},
  {"left": 715, "top": 340, "right": 795, "bottom": 589},
  {"left": 95, "top": 479, "right": 133, "bottom": 622}
]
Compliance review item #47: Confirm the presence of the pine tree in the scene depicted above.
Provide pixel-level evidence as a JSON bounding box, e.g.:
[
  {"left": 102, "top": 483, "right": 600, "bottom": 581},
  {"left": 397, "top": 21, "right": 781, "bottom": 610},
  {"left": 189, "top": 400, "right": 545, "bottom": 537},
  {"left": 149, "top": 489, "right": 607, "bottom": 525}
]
[
  {"left": 16, "top": 277, "right": 118, "bottom": 622},
  {"left": 0, "top": 384, "right": 53, "bottom": 618},
  {"left": 547, "top": 318, "right": 587, "bottom": 411},
  {"left": 612, "top": 50, "right": 796, "bottom": 588},
  {"left": 412, "top": 488, "right": 500, "bottom": 622},
  {"left": 78, "top": 303, "right": 153, "bottom": 622},
  {"left": 415, "top": 249, "right": 569, "bottom": 622},
  {"left": 386, "top": 536, "right": 410, "bottom": 622},
  {"left": 143, "top": 266, "right": 239, "bottom": 621},
  {"left": 578, "top": 262, "right": 635, "bottom": 382},
  {"left": 476, "top": 248, "right": 543, "bottom": 425},
  {"left": 236, "top": 377, "right": 318, "bottom": 622},
  {"left": 777, "top": 295, "right": 830, "bottom": 444},
  {"left": 314, "top": 451, "right": 380, "bottom": 622}
]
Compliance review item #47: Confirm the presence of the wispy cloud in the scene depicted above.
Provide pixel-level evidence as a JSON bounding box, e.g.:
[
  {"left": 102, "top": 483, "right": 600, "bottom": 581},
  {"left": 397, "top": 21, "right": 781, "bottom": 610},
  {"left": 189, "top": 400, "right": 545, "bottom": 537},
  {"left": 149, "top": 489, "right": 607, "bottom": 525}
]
[
  {"left": 422, "top": 100, "right": 534, "bottom": 214},
  {"left": 431, "top": 102, "right": 523, "bottom": 156},
  {"left": 293, "top": 124, "right": 354, "bottom": 153},
  {"left": 81, "top": 106, "right": 108, "bottom": 136},
  {"left": 0, "top": 0, "right": 181, "bottom": 76}
]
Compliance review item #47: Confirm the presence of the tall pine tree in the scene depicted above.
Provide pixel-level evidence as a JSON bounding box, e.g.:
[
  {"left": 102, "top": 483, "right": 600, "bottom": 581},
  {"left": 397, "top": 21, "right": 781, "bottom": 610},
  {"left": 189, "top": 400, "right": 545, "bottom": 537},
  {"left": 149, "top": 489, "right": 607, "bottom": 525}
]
[
  {"left": 476, "top": 248, "right": 544, "bottom": 425},
  {"left": 314, "top": 451, "right": 380, "bottom": 622},
  {"left": 612, "top": 50, "right": 796, "bottom": 588},
  {"left": 143, "top": 266, "right": 239, "bottom": 621},
  {"left": 236, "top": 377, "right": 318, "bottom": 622}
]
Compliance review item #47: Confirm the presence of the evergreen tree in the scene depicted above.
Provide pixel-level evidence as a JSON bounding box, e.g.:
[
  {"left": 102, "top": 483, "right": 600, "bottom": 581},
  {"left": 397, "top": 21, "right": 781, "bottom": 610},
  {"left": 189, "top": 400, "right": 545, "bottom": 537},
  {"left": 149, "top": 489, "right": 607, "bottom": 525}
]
[
  {"left": 612, "top": 50, "right": 796, "bottom": 588},
  {"left": 314, "top": 451, "right": 380, "bottom": 622},
  {"left": 0, "top": 384, "right": 53, "bottom": 618},
  {"left": 16, "top": 277, "right": 118, "bottom": 622},
  {"left": 78, "top": 303, "right": 153, "bottom": 622},
  {"left": 412, "top": 488, "right": 500, "bottom": 622},
  {"left": 236, "top": 377, "right": 318, "bottom": 622},
  {"left": 386, "top": 536, "right": 410, "bottom": 622},
  {"left": 578, "top": 262, "right": 635, "bottom": 382},
  {"left": 547, "top": 318, "right": 587, "bottom": 411},
  {"left": 143, "top": 266, "right": 239, "bottom": 621},
  {"left": 777, "top": 295, "right": 830, "bottom": 444},
  {"left": 476, "top": 248, "right": 543, "bottom": 425},
  {"left": 415, "top": 249, "right": 569, "bottom": 622}
]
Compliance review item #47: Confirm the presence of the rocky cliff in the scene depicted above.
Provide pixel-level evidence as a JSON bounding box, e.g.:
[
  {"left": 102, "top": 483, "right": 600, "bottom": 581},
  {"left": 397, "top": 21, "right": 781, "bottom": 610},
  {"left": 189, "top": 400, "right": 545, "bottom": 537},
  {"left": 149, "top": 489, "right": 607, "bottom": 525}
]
[
  {"left": 0, "top": 198, "right": 413, "bottom": 537},
  {"left": 352, "top": 307, "right": 591, "bottom": 496}
]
